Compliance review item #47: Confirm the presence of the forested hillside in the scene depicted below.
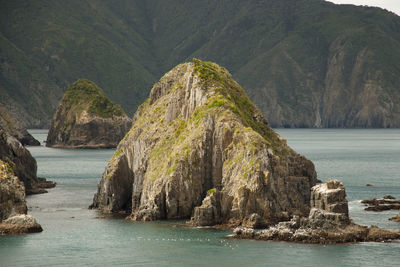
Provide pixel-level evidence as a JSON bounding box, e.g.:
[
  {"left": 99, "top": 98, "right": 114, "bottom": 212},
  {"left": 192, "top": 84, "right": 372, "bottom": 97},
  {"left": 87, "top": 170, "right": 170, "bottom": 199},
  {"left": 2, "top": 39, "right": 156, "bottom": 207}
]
[{"left": 1, "top": 0, "right": 399, "bottom": 127}]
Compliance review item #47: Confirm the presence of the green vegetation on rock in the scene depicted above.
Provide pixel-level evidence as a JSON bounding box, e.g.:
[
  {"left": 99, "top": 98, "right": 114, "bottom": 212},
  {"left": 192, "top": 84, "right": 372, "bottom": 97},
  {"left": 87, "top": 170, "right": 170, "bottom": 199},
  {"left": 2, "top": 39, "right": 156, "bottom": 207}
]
[
  {"left": 0, "top": 160, "right": 15, "bottom": 179},
  {"left": 63, "top": 79, "right": 125, "bottom": 118}
]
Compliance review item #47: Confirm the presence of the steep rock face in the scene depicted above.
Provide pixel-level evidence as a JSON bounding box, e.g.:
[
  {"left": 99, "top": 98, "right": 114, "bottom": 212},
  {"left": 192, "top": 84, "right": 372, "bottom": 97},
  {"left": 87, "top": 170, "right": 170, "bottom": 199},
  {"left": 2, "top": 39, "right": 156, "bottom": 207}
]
[
  {"left": 92, "top": 59, "right": 317, "bottom": 226},
  {"left": 0, "top": 128, "right": 38, "bottom": 191},
  {"left": 0, "top": 160, "right": 27, "bottom": 221},
  {"left": 46, "top": 79, "right": 132, "bottom": 148},
  {"left": 0, "top": 105, "right": 40, "bottom": 146},
  {"left": 0, "top": 160, "right": 42, "bottom": 234}
]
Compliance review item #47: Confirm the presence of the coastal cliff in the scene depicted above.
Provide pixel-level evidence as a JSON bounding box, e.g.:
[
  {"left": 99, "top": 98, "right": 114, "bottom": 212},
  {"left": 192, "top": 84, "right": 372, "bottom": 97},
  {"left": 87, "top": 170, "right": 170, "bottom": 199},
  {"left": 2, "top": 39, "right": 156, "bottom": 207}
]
[
  {"left": 46, "top": 79, "right": 132, "bottom": 148},
  {"left": 0, "top": 160, "right": 42, "bottom": 234},
  {"left": 92, "top": 59, "right": 317, "bottom": 226},
  {"left": 0, "top": 128, "right": 38, "bottom": 192}
]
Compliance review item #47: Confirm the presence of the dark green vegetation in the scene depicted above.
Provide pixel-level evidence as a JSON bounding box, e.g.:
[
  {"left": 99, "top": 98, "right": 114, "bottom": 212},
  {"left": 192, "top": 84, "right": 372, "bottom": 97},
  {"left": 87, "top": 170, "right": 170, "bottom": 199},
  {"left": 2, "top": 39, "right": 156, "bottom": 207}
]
[
  {"left": 1, "top": 0, "right": 400, "bottom": 127},
  {"left": 63, "top": 79, "right": 125, "bottom": 118}
]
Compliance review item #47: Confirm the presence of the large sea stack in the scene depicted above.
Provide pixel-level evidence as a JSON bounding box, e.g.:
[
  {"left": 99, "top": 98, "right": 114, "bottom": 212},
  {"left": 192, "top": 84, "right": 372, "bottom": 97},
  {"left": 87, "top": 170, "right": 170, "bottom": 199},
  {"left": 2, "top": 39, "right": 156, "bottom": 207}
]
[
  {"left": 91, "top": 59, "right": 317, "bottom": 227},
  {"left": 46, "top": 79, "right": 132, "bottom": 148}
]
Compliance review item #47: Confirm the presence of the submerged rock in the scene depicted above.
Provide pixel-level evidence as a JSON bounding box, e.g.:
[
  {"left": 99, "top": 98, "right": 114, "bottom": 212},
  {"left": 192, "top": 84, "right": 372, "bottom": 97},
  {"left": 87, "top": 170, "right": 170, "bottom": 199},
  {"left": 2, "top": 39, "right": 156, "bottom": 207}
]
[
  {"left": 46, "top": 79, "right": 132, "bottom": 148},
  {"left": 361, "top": 196, "right": 400, "bottom": 212},
  {"left": 92, "top": 59, "right": 317, "bottom": 226},
  {"left": 0, "top": 104, "right": 40, "bottom": 146},
  {"left": 233, "top": 179, "right": 400, "bottom": 244},
  {"left": 0, "top": 160, "right": 42, "bottom": 235}
]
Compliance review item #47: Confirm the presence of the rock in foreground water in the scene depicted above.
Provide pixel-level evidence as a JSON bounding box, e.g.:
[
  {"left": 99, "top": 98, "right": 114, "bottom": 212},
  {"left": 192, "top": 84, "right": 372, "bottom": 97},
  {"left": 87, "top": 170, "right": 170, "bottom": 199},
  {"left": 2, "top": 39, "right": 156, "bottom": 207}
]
[
  {"left": 233, "top": 179, "right": 400, "bottom": 244},
  {"left": 46, "top": 79, "right": 132, "bottom": 148}
]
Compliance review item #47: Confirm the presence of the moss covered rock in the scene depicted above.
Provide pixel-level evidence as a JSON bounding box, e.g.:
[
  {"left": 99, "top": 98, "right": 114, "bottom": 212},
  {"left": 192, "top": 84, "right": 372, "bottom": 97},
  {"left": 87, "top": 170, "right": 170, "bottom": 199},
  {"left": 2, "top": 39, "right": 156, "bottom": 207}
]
[
  {"left": 46, "top": 79, "right": 132, "bottom": 148},
  {"left": 91, "top": 59, "right": 317, "bottom": 226}
]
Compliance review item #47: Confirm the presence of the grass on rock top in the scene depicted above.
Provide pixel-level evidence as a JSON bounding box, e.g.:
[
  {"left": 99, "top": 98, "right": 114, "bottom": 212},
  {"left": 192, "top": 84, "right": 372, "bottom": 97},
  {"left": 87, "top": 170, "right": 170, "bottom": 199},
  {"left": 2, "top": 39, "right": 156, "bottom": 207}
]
[
  {"left": 121, "top": 59, "right": 292, "bottom": 183},
  {"left": 62, "top": 79, "right": 126, "bottom": 118},
  {"left": 192, "top": 59, "right": 288, "bottom": 152}
]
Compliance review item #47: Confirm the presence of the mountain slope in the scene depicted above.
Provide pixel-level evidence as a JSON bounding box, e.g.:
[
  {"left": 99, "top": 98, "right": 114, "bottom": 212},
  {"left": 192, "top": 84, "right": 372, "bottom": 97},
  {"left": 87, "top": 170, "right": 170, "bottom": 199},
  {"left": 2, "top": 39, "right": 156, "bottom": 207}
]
[{"left": 1, "top": 0, "right": 400, "bottom": 127}]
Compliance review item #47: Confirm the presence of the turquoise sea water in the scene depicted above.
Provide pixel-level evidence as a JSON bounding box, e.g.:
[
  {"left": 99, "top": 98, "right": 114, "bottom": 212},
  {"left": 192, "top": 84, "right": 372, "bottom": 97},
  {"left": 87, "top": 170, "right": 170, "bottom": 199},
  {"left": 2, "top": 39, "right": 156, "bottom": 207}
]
[{"left": 0, "top": 129, "right": 399, "bottom": 266}]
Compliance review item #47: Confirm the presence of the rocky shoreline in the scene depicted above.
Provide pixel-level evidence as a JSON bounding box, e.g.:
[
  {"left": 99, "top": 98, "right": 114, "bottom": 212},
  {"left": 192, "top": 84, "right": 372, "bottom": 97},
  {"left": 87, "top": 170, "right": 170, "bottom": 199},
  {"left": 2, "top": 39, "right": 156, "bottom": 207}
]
[{"left": 232, "top": 179, "right": 400, "bottom": 244}]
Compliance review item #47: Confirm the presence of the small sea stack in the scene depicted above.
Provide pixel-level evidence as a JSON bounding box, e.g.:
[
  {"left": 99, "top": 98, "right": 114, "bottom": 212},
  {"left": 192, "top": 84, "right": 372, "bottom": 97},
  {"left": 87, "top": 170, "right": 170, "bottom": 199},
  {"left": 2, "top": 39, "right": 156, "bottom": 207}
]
[{"left": 46, "top": 79, "right": 132, "bottom": 148}]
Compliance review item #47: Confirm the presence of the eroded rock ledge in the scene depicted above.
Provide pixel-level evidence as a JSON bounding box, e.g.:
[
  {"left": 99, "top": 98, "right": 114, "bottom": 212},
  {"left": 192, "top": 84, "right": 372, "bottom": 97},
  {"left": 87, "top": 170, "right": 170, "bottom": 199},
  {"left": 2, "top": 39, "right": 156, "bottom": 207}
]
[
  {"left": 46, "top": 79, "right": 132, "bottom": 148},
  {"left": 233, "top": 180, "right": 400, "bottom": 244}
]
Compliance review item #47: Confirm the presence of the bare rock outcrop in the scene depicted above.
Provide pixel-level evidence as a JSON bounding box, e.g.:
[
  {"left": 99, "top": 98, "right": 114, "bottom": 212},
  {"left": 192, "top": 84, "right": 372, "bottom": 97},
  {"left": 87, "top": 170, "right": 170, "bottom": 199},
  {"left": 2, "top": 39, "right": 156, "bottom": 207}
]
[
  {"left": 0, "top": 160, "right": 42, "bottom": 235},
  {"left": 46, "top": 79, "right": 132, "bottom": 148},
  {"left": 92, "top": 59, "right": 318, "bottom": 226},
  {"left": 233, "top": 179, "right": 400, "bottom": 244}
]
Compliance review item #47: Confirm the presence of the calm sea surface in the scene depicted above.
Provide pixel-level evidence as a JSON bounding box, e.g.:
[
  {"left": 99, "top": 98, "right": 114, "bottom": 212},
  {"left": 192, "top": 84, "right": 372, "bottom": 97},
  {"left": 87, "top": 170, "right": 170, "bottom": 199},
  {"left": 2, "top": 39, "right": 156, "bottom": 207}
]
[{"left": 0, "top": 129, "right": 399, "bottom": 266}]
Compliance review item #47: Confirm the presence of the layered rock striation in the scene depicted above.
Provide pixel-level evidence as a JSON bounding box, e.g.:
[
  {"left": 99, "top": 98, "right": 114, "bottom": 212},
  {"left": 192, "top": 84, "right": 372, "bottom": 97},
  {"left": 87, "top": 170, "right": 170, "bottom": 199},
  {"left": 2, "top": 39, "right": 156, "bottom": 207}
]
[
  {"left": 233, "top": 179, "right": 400, "bottom": 244},
  {"left": 91, "top": 59, "right": 317, "bottom": 226},
  {"left": 0, "top": 160, "right": 42, "bottom": 234},
  {"left": 46, "top": 79, "right": 132, "bottom": 148}
]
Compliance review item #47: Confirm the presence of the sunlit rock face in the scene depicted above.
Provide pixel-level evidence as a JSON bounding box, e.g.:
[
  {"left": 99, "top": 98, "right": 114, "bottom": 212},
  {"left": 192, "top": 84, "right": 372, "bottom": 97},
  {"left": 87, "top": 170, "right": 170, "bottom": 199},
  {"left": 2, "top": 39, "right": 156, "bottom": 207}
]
[{"left": 92, "top": 59, "right": 317, "bottom": 227}]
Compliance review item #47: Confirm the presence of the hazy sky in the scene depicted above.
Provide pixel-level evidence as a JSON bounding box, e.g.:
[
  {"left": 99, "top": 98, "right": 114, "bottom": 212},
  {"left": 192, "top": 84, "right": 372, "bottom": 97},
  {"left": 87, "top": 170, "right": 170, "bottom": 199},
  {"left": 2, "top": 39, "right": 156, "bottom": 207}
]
[{"left": 328, "top": 0, "right": 400, "bottom": 15}]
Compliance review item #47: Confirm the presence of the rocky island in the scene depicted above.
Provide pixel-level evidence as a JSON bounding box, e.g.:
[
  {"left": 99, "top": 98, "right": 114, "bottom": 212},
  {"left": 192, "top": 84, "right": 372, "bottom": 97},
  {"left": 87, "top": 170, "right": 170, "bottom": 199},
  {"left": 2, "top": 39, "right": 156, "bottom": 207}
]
[
  {"left": 92, "top": 59, "right": 317, "bottom": 225},
  {"left": 46, "top": 79, "right": 132, "bottom": 148},
  {"left": 91, "top": 59, "right": 400, "bottom": 244}
]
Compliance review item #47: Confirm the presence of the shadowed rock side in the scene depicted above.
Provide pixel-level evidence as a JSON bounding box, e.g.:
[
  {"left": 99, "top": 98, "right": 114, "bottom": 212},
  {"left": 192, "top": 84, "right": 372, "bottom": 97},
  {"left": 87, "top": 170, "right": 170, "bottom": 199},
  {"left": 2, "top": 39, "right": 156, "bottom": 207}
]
[
  {"left": 92, "top": 59, "right": 317, "bottom": 227},
  {"left": 0, "top": 128, "right": 55, "bottom": 194},
  {"left": 233, "top": 179, "right": 400, "bottom": 244},
  {"left": 46, "top": 79, "right": 132, "bottom": 149},
  {"left": 0, "top": 128, "right": 38, "bottom": 192},
  {"left": 0, "top": 160, "right": 42, "bottom": 234},
  {"left": 0, "top": 105, "right": 40, "bottom": 146}
]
